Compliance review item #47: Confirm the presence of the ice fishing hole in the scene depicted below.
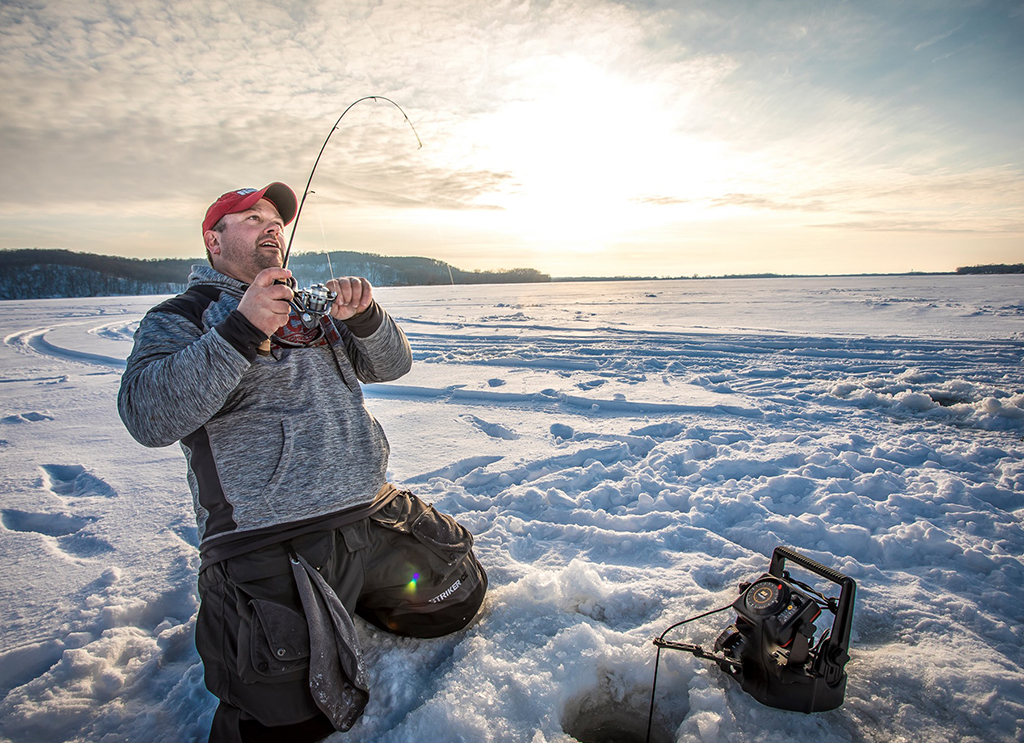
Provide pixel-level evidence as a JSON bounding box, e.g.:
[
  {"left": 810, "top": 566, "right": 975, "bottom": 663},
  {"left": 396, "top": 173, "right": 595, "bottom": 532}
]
[{"left": 562, "top": 691, "right": 673, "bottom": 743}]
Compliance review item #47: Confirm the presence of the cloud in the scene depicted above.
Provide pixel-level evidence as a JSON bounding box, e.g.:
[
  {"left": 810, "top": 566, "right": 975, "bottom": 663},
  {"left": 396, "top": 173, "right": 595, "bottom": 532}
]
[
  {"left": 0, "top": 0, "right": 673, "bottom": 214},
  {"left": 811, "top": 219, "right": 1024, "bottom": 234},
  {"left": 632, "top": 196, "right": 693, "bottom": 207},
  {"left": 305, "top": 163, "right": 514, "bottom": 211},
  {"left": 709, "top": 193, "right": 829, "bottom": 212},
  {"left": 0, "top": 0, "right": 1021, "bottom": 275},
  {"left": 913, "top": 21, "right": 968, "bottom": 52},
  {"left": 631, "top": 161, "right": 1024, "bottom": 238}
]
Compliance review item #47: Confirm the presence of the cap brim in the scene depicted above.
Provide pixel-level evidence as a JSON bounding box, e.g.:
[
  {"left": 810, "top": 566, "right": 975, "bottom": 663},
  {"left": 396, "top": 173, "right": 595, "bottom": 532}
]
[
  {"left": 202, "top": 182, "right": 299, "bottom": 233},
  {"left": 261, "top": 182, "right": 297, "bottom": 226}
]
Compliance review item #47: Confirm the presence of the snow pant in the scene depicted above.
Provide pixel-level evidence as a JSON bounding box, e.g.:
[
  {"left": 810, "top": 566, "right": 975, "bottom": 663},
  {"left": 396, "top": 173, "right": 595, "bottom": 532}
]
[{"left": 195, "top": 490, "right": 488, "bottom": 743}]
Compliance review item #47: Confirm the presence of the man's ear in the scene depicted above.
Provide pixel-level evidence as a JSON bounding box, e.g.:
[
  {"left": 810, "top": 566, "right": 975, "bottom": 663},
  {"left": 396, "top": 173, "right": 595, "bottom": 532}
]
[{"left": 204, "top": 229, "right": 222, "bottom": 257}]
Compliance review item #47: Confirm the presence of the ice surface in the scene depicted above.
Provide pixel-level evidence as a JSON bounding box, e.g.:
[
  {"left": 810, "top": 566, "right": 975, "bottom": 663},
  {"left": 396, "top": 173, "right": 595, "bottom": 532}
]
[{"left": 0, "top": 275, "right": 1021, "bottom": 742}]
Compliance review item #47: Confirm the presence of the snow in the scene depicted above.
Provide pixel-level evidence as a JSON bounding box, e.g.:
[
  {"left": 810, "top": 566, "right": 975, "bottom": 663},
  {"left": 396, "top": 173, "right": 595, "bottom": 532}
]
[{"left": 0, "top": 274, "right": 1022, "bottom": 743}]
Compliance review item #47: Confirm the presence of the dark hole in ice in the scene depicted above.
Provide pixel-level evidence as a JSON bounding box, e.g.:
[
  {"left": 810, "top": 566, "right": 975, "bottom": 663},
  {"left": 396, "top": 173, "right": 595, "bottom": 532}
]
[
  {"left": 562, "top": 693, "right": 673, "bottom": 743},
  {"left": 930, "top": 394, "right": 968, "bottom": 408}
]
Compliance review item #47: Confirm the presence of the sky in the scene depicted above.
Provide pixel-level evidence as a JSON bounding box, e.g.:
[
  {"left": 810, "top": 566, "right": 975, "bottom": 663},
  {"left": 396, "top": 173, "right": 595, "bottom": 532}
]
[{"left": 1, "top": 0, "right": 1022, "bottom": 278}]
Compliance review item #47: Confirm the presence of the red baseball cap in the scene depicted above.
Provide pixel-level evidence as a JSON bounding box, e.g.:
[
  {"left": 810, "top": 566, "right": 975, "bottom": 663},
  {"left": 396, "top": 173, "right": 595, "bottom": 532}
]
[{"left": 202, "top": 182, "right": 297, "bottom": 233}]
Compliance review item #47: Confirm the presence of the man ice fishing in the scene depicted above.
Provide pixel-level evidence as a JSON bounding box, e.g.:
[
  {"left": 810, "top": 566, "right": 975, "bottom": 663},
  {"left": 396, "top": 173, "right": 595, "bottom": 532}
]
[{"left": 118, "top": 182, "right": 487, "bottom": 743}]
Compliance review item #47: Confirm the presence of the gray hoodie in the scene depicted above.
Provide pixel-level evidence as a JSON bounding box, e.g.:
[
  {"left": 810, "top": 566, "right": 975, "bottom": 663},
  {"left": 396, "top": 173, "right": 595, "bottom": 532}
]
[{"left": 118, "top": 265, "right": 412, "bottom": 559}]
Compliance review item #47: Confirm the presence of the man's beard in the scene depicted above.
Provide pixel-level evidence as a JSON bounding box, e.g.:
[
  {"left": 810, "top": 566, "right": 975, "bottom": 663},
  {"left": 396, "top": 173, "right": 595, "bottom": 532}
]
[
  {"left": 221, "top": 237, "right": 284, "bottom": 282},
  {"left": 252, "top": 246, "right": 284, "bottom": 272}
]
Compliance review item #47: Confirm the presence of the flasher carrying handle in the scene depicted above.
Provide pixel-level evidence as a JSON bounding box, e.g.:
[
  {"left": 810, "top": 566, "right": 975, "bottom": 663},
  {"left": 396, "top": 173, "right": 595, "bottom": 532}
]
[
  {"left": 769, "top": 545, "right": 851, "bottom": 588},
  {"left": 769, "top": 546, "right": 857, "bottom": 683}
]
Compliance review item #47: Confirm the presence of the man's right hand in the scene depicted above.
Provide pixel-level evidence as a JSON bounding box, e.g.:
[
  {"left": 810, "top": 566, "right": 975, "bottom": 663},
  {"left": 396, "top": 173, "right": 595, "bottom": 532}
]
[{"left": 237, "top": 268, "right": 294, "bottom": 337}]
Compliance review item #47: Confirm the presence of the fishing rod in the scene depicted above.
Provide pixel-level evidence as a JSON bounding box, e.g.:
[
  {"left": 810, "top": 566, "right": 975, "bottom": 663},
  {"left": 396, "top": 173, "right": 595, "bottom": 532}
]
[
  {"left": 283, "top": 95, "right": 422, "bottom": 268},
  {"left": 267, "top": 96, "right": 422, "bottom": 335}
]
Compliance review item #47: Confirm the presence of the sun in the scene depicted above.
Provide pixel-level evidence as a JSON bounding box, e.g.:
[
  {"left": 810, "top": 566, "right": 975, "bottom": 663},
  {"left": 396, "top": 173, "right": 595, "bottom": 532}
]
[{"left": 462, "top": 54, "right": 736, "bottom": 256}]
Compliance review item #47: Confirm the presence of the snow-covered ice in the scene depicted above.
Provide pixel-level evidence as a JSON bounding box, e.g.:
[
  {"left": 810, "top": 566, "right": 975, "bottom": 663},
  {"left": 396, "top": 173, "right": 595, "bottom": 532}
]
[{"left": 0, "top": 274, "right": 1021, "bottom": 743}]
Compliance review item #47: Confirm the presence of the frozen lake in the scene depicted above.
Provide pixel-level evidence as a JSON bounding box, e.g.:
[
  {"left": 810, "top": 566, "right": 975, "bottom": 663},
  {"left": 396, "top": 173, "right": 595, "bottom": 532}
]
[{"left": 0, "top": 274, "right": 1021, "bottom": 743}]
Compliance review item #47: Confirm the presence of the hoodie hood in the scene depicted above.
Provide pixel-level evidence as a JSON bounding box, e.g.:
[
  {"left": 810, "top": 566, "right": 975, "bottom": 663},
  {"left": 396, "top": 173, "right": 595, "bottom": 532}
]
[{"left": 188, "top": 264, "right": 249, "bottom": 294}]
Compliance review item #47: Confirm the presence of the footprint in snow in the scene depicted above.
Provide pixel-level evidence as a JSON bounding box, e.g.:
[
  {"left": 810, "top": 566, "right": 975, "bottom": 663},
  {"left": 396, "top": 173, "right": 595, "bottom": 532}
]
[
  {"left": 41, "top": 463, "right": 117, "bottom": 499},
  {"left": 1, "top": 411, "right": 54, "bottom": 423},
  {"left": 0, "top": 465, "right": 118, "bottom": 559},
  {"left": 1, "top": 509, "right": 93, "bottom": 537},
  {"left": 171, "top": 517, "right": 200, "bottom": 548},
  {"left": 1, "top": 508, "right": 113, "bottom": 558},
  {"left": 461, "top": 414, "right": 519, "bottom": 440}
]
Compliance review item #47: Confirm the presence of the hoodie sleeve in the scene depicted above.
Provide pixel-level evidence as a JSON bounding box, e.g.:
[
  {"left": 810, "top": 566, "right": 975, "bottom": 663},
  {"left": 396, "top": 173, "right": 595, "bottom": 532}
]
[
  {"left": 336, "top": 300, "right": 413, "bottom": 384},
  {"left": 117, "top": 309, "right": 256, "bottom": 448}
]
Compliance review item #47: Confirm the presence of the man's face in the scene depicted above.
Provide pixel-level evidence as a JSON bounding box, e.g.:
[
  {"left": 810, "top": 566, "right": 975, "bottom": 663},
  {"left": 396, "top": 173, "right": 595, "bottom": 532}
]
[{"left": 205, "top": 198, "right": 286, "bottom": 284}]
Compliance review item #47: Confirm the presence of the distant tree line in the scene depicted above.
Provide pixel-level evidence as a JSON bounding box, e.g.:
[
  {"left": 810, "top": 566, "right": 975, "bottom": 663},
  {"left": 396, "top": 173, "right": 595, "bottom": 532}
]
[
  {"left": 285, "top": 251, "right": 549, "bottom": 287},
  {"left": 956, "top": 264, "right": 1024, "bottom": 275},
  {"left": 0, "top": 250, "right": 192, "bottom": 299},
  {"left": 0, "top": 248, "right": 550, "bottom": 300},
  {"left": 0, "top": 263, "right": 187, "bottom": 299}
]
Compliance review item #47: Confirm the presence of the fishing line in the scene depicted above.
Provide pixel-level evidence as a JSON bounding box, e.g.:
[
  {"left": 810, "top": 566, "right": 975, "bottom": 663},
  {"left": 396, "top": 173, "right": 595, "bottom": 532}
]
[
  {"left": 309, "top": 190, "right": 337, "bottom": 285},
  {"left": 284, "top": 95, "right": 423, "bottom": 268},
  {"left": 645, "top": 602, "right": 732, "bottom": 743}
]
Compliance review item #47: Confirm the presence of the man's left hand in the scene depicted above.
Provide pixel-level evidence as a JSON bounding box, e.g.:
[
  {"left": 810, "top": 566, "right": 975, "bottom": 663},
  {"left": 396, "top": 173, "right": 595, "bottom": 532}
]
[{"left": 327, "top": 277, "right": 374, "bottom": 321}]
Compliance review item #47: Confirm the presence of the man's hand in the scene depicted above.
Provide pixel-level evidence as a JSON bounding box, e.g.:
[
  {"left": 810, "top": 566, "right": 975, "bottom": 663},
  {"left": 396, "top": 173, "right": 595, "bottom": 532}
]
[
  {"left": 328, "top": 277, "right": 373, "bottom": 321},
  {"left": 237, "top": 268, "right": 294, "bottom": 337}
]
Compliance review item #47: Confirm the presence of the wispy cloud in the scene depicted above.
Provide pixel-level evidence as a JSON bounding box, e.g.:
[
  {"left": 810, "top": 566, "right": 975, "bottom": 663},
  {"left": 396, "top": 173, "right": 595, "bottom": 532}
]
[
  {"left": 633, "top": 196, "right": 694, "bottom": 207},
  {"left": 914, "top": 21, "right": 968, "bottom": 52},
  {"left": 812, "top": 218, "right": 1024, "bottom": 234}
]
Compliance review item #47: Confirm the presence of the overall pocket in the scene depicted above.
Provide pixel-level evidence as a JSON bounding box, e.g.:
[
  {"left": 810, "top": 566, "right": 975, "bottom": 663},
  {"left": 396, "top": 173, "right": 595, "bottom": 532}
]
[
  {"left": 225, "top": 542, "right": 327, "bottom": 685},
  {"left": 244, "top": 598, "right": 310, "bottom": 680},
  {"left": 369, "top": 490, "right": 474, "bottom": 569},
  {"left": 410, "top": 505, "right": 473, "bottom": 566}
]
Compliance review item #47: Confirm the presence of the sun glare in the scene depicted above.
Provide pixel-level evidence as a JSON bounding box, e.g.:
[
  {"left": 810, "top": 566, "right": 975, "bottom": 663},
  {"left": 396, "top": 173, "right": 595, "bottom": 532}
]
[{"left": 464, "top": 55, "right": 740, "bottom": 257}]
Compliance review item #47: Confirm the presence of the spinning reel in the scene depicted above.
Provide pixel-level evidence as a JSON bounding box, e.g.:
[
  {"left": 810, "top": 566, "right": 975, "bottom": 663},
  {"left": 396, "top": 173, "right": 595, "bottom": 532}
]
[{"left": 275, "top": 277, "right": 338, "bottom": 329}]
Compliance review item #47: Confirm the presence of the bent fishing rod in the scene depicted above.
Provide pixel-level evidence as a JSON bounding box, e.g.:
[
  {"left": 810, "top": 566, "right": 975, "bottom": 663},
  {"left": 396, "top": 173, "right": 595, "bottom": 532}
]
[{"left": 282, "top": 95, "right": 422, "bottom": 269}]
